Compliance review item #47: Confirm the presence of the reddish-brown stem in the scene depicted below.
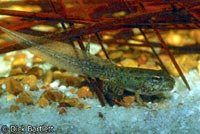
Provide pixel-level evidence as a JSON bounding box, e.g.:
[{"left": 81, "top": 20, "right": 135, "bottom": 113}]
[
  {"left": 95, "top": 32, "right": 110, "bottom": 60},
  {"left": 0, "top": 9, "right": 96, "bottom": 23},
  {"left": 139, "top": 28, "right": 167, "bottom": 71},
  {"left": 88, "top": 78, "right": 106, "bottom": 106},
  {"left": 150, "top": 20, "right": 191, "bottom": 90}
]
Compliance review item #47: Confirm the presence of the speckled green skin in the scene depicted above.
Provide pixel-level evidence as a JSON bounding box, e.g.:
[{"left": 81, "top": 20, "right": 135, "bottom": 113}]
[
  {"left": 0, "top": 26, "right": 175, "bottom": 104},
  {"left": 72, "top": 56, "right": 175, "bottom": 102}
]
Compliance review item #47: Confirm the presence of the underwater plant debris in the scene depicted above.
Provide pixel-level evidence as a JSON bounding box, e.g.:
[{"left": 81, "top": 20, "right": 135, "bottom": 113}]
[{"left": 0, "top": 0, "right": 200, "bottom": 133}]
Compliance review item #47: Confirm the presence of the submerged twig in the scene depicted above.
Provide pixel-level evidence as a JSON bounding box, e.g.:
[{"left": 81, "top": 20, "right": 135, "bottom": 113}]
[
  {"left": 150, "top": 20, "right": 191, "bottom": 90},
  {"left": 95, "top": 32, "right": 110, "bottom": 60},
  {"left": 139, "top": 28, "right": 167, "bottom": 72}
]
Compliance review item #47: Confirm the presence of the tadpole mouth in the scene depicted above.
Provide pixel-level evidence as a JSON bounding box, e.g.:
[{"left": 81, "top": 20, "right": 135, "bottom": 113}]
[{"left": 163, "top": 76, "right": 175, "bottom": 91}]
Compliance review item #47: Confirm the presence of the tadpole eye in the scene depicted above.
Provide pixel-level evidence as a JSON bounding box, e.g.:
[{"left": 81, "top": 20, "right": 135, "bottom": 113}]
[{"left": 152, "top": 75, "right": 162, "bottom": 83}]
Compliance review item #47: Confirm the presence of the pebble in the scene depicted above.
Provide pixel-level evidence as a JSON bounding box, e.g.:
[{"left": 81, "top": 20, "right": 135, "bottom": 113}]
[
  {"left": 122, "top": 53, "right": 135, "bottom": 59},
  {"left": 38, "top": 97, "right": 50, "bottom": 108},
  {"left": 109, "top": 51, "right": 123, "bottom": 60},
  {"left": 191, "top": 30, "right": 200, "bottom": 43},
  {"left": 53, "top": 71, "right": 81, "bottom": 86},
  {"left": 5, "top": 77, "right": 24, "bottom": 95},
  {"left": 27, "top": 67, "right": 44, "bottom": 77},
  {"left": 114, "top": 96, "right": 136, "bottom": 107},
  {"left": 77, "top": 86, "right": 92, "bottom": 98},
  {"left": 166, "top": 32, "right": 184, "bottom": 46},
  {"left": 32, "top": 55, "right": 45, "bottom": 64},
  {"left": 9, "top": 67, "right": 24, "bottom": 76},
  {"left": 3, "top": 54, "right": 14, "bottom": 61},
  {"left": 175, "top": 54, "right": 198, "bottom": 73},
  {"left": 30, "top": 85, "right": 39, "bottom": 91},
  {"left": 0, "top": 77, "right": 5, "bottom": 85},
  {"left": 59, "top": 108, "right": 67, "bottom": 115},
  {"left": 160, "top": 54, "right": 199, "bottom": 76},
  {"left": 22, "top": 75, "right": 38, "bottom": 87},
  {"left": 16, "top": 91, "right": 34, "bottom": 105},
  {"left": 122, "top": 96, "right": 136, "bottom": 107},
  {"left": 10, "top": 105, "right": 20, "bottom": 112},
  {"left": 11, "top": 53, "right": 27, "bottom": 67},
  {"left": 6, "top": 94, "right": 15, "bottom": 101},
  {"left": 64, "top": 98, "right": 84, "bottom": 108},
  {"left": 43, "top": 70, "right": 53, "bottom": 85},
  {"left": 139, "top": 64, "right": 160, "bottom": 70},
  {"left": 40, "top": 89, "right": 66, "bottom": 103},
  {"left": 13, "top": 74, "right": 27, "bottom": 81},
  {"left": 120, "top": 58, "right": 138, "bottom": 68},
  {"left": 137, "top": 54, "right": 148, "bottom": 65},
  {"left": 102, "top": 35, "right": 113, "bottom": 40}
]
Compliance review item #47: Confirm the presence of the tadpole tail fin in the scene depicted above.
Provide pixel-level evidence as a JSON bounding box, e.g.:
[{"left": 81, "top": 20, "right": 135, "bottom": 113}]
[{"left": 0, "top": 26, "right": 37, "bottom": 48}]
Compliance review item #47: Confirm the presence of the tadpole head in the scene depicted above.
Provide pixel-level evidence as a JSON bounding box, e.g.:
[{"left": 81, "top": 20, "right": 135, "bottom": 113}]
[
  {"left": 141, "top": 73, "right": 175, "bottom": 95},
  {"left": 124, "top": 68, "right": 175, "bottom": 95}
]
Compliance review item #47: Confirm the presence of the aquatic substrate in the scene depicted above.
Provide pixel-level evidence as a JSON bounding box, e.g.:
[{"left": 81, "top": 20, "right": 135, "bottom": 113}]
[{"left": 0, "top": 51, "right": 200, "bottom": 134}]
